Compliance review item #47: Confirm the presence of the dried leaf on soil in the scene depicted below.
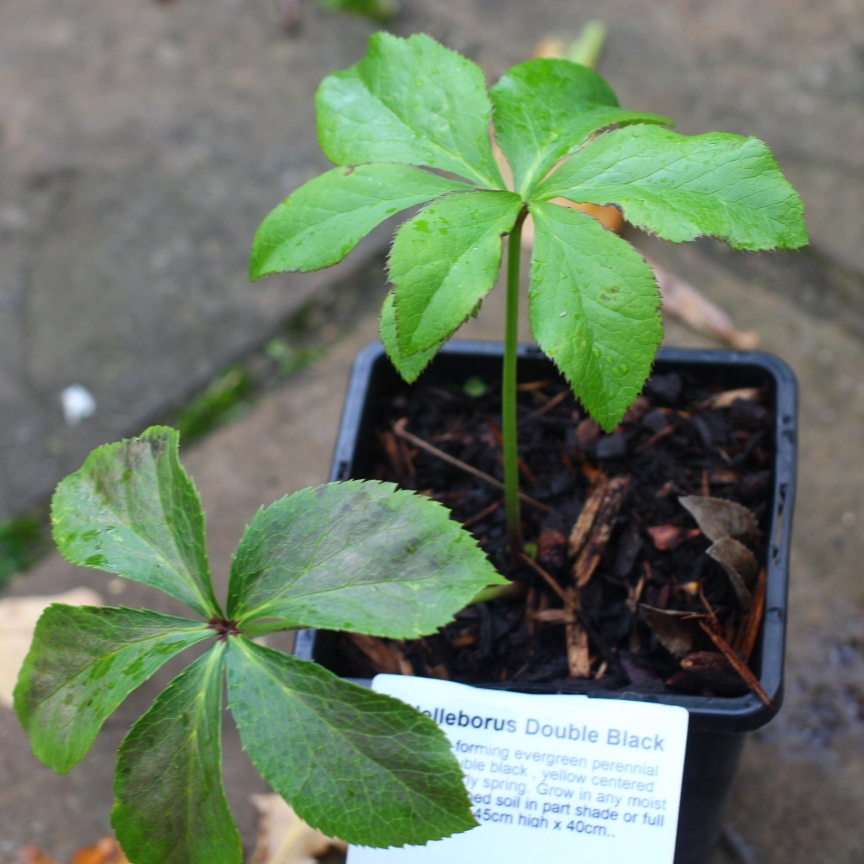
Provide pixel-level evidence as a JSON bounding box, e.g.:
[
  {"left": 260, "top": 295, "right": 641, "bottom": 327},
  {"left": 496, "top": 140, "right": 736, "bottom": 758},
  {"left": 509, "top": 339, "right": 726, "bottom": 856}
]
[
  {"left": 707, "top": 537, "right": 758, "bottom": 609},
  {"left": 13, "top": 838, "right": 129, "bottom": 864},
  {"left": 0, "top": 588, "right": 102, "bottom": 708},
  {"left": 639, "top": 605, "right": 703, "bottom": 658},
  {"left": 678, "top": 495, "right": 757, "bottom": 542}
]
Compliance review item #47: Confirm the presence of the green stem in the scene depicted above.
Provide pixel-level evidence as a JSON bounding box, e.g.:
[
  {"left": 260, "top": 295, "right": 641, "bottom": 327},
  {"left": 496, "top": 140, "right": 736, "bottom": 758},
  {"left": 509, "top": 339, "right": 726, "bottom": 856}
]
[
  {"left": 503, "top": 208, "right": 528, "bottom": 558},
  {"left": 241, "top": 620, "right": 298, "bottom": 638},
  {"left": 567, "top": 21, "right": 607, "bottom": 70}
]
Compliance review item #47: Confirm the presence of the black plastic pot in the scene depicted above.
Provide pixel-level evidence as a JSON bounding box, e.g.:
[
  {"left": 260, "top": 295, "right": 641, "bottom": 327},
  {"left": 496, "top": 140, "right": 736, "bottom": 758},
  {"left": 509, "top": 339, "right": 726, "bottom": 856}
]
[{"left": 295, "top": 340, "right": 797, "bottom": 864}]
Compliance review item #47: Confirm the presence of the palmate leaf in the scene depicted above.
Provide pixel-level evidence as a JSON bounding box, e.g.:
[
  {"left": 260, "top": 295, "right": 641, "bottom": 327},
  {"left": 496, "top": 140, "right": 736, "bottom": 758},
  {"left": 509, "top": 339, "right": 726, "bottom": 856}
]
[
  {"left": 490, "top": 59, "right": 673, "bottom": 196},
  {"left": 528, "top": 200, "right": 662, "bottom": 431},
  {"left": 536, "top": 125, "right": 808, "bottom": 250},
  {"left": 227, "top": 637, "right": 475, "bottom": 847},
  {"left": 390, "top": 190, "right": 523, "bottom": 359},
  {"left": 249, "top": 164, "right": 471, "bottom": 280},
  {"left": 112, "top": 643, "right": 241, "bottom": 864},
  {"left": 227, "top": 480, "right": 505, "bottom": 636},
  {"left": 379, "top": 291, "right": 442, "bottom": 383},
  {"left": 14, "top": 605, "right": 212, "bottom": 773},
  {"left": 316, "top": 33, "right": 505, "bottom": 189},
  {"left": 51, "top": 427, "right": 220, "bottom": 618}
]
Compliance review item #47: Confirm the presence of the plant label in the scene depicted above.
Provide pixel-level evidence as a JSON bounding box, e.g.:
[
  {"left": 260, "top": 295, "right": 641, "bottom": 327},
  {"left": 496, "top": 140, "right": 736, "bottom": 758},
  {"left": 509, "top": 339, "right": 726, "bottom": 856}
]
[{"left": 348, "top": 676, "right": 689, "bottom": 864}]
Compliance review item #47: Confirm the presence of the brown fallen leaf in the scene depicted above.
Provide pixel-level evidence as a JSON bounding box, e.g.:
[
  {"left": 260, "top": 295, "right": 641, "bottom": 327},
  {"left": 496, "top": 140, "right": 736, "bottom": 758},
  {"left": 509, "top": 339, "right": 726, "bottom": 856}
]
[
  {"left": 572, "top": 476, "right": 631, "bottom": 586},
  {"left": 13, "top": 839, "right": 129, "bottom": 864},
  {"left": 250, "top": 795, "right": 347, "bottom": 864},
  {"left": 652, "top": 264, "right": 759, "bottom": 350},
  {"left": 639, "top": 605, "right": 704, "bottom": 658},
  {"left": 707, "top": 537, "right": 758, "bottom": 609},
  {"left": 0, "top": 588, "right": 103, "bottom": 708},
  {"left": 13, "top": 849, "right": 59, "bottom": 864},
  {"left": 646, "top": 524, "right": 701, "bottom": 551},
  {"left": 678, "top": 495, "right": 758, "bottom": 542},
  {"left": 568, "top": 476, "right": 609, "bottom": 559},
  {"left": 70, "top": 839, "right": 129, "bottom": 864}
]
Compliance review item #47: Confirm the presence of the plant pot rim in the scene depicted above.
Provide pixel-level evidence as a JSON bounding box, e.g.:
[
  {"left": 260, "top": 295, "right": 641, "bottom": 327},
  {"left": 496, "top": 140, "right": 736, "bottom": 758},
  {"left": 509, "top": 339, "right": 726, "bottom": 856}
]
[{"left": 301, "top": 339, "right": 797, "bottom": 734}]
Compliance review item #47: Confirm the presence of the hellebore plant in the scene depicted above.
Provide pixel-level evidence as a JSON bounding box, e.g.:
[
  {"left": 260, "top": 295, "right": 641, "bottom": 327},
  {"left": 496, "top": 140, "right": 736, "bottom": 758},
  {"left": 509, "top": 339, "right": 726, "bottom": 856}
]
[
  {"left": 15, "top": 427, "right": 505, "bottom": 862},
  {"left": 250, "top": 32, "right": 807, "bottom": 554}
]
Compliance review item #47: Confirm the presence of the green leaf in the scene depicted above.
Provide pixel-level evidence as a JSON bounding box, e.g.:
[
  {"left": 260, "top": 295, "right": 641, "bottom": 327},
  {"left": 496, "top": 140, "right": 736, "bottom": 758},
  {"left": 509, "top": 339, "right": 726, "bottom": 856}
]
[
  {"left": 380, "top": 291, "right": 442, "bottom": 383},
  {"left": 316, "top": 33, "right": 505, "bottom": 189},
  {"left": 227, "top": 480, "right": 505, "bottom": 636},
  {"left": 317, "top": 0, "right": 396, "bottom": 23},
  {"left": 112, "top": 643, "right": 241, "bottom": 864},
  {"left": 249, "top": 164, "right": 472, "bottom": 280},
  {"left": 390, "top": 190, "right": 523, "bottom": 357},
  {"left": 536, "top": 126, "right": 808, "bottom": 250},
  {"left": 492, "top": 59, "right": 672, "bottom": 196},
  {"left": 51, "top": 427, "right": 220, "bottom": 619},
  {"left": 14, "top": 605, "right": 212, "bottom": 774},
  {"left": 226, "top": 637, "right": 476, "bottom": 846},
  {"left": 528, "top": 200, "right": 662, "bottom": 431}
]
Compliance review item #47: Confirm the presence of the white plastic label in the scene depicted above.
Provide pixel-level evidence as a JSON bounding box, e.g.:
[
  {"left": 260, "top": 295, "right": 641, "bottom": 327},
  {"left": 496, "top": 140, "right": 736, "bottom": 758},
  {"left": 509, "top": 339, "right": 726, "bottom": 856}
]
[{"left": 348, "top": 676, "right": 689, "bottom": 864}]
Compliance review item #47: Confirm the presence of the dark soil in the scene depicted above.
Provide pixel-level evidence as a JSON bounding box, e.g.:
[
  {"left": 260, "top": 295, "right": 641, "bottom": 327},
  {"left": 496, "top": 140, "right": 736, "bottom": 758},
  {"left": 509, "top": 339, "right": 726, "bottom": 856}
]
[{"left": 329, "top": 367, "right": 774, "bottom": 698}]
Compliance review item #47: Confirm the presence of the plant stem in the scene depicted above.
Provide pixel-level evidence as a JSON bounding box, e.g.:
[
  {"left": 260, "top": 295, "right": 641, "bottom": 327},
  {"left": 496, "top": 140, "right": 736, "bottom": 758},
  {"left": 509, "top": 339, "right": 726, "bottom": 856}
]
[
  {"left": 567, "top": 21, "right": 607, "bottom": 70},
  {"left": 503, "top": 208, "right": 528, "bottom": 558}
]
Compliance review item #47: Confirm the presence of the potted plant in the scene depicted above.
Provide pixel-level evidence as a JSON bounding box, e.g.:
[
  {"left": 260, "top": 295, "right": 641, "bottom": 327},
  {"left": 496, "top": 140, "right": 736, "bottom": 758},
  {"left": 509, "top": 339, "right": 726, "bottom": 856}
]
[
  {"left": 14, "top": 426, "right": 506, "bottom": 862},
  {"left": 249, "top": 32, "right": 806, "bottom": 863}
]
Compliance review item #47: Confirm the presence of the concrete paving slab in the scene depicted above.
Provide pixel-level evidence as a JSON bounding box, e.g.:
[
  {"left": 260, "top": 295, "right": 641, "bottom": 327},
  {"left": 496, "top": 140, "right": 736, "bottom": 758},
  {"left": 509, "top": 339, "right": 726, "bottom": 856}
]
[
  {"left": 3, "top": 0, "right": 864, "bottom": 526},
  {"left": 2, "top": 235, "right": 864, "bottom": 861}
]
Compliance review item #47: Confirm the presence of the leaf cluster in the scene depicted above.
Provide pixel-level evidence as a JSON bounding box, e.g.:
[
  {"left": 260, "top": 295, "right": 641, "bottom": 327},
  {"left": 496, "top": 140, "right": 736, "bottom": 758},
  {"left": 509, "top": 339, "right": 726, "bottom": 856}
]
[
  {"left": 251, "top": 32, "right": 807, "bottom": 430},
  {"left": 15, "top": 427, "right": 505, "bottom": 863}
]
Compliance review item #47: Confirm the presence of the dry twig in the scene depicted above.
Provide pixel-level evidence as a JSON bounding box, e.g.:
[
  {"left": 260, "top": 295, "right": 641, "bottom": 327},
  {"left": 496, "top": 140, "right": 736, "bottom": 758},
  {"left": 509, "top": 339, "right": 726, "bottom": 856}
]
[
  {"left": 518, "top": 388, "right": 571, "bottom": 426},
  {"left": 698, "top": 620, "right": 772, "bottom": 706},
  {"left": 393, "top": 419, "right": 553, "bottom": 514},
  {"left": 734, "top": 568, "right": 767, "bottom": 662},
  {"left": 461, "top": 499, "right": 502, "bottom": 529}
]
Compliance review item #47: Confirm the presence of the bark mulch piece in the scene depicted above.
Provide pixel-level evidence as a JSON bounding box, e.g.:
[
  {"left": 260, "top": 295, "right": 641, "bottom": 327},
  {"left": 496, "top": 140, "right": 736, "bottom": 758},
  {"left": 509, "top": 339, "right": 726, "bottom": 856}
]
[{"left": 329, "top": 368, "right": 775, "bottom": 699}]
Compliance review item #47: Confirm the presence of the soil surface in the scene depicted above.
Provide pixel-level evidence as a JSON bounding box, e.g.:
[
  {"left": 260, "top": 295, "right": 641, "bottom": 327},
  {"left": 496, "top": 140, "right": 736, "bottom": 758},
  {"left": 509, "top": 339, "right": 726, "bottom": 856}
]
[{"left": 327, "top": 367, "right": 774, "bottom": 697}]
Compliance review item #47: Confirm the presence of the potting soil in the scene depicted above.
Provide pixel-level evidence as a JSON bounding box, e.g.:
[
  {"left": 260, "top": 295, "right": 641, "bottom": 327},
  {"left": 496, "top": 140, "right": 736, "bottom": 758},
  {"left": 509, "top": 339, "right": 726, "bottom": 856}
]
[{"left": 332, "top": 369, "right": 773, "bottom": 697}]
